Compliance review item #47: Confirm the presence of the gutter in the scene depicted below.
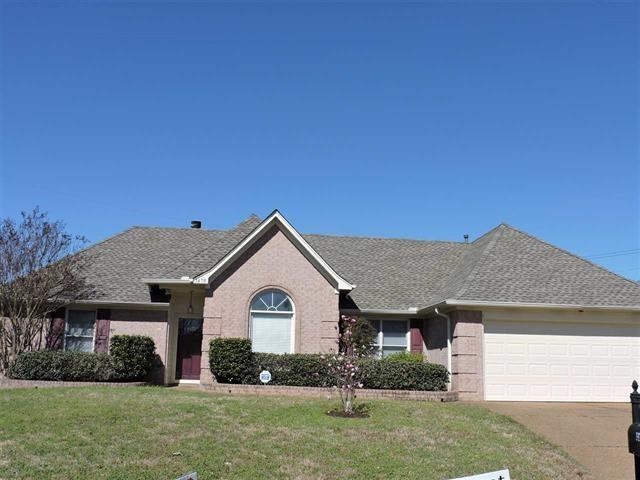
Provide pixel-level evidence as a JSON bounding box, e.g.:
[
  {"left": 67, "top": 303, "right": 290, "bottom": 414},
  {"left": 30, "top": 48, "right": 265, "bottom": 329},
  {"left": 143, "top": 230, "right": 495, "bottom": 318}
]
[
  {"left": 434, "top": 308, "right": 452, "bottom": 392},
  {"left": 443, "top": 299, "right": 640, "bottom": 312},
  {"left": 70, "top": 300, "right": 170, "bottom": 310},
  {"left": 340, "top": 307, "right": 419, "bottom": 317},
  {"left": 141, "top": 278, "right": 194, "bottom": 286},
  {"left": 418, "top": 299, "right": 640, "bottom": 314}
]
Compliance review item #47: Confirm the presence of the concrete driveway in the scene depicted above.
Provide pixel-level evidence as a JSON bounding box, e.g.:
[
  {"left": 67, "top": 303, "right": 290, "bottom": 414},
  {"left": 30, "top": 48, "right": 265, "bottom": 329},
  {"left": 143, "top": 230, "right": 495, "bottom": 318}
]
[{"left": 482, "top": 402, "right": 633, "bottom": 480}]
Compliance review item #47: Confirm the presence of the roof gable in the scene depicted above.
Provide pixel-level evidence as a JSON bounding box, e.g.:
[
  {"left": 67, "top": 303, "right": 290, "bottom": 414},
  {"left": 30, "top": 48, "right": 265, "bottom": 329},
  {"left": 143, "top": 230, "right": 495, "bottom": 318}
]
[{"left": 192, "top": 210, "right": 355, "bottom": 291}]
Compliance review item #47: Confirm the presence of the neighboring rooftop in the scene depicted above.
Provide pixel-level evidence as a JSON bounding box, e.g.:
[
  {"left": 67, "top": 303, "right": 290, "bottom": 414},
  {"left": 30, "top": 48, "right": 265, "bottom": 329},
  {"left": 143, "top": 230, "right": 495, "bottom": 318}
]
[{"left": 80, "top": 215, "right": 640, "bottom": 309}]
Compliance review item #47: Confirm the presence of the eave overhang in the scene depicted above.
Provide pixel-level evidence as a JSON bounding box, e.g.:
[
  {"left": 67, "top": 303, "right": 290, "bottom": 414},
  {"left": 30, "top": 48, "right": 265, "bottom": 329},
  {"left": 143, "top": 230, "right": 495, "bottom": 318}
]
[
  {"left": 142, "top": 278, "right": 194, "bottom": 286},
  {"left": 417, "top": 298, "right": 640, "bottom": 315},
  {"left": 71, "top": 300, "right": 170, "bottom": 310},
  {"left": 340, "top": 308, "right": 419, "bottom": 318}
]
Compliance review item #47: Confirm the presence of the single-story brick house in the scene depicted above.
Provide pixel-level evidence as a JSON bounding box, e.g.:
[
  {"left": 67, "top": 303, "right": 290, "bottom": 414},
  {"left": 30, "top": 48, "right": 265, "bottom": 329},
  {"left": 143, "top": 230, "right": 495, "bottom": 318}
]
[{"left": 48, "top": 210, "right": 640, "bottom": 401}]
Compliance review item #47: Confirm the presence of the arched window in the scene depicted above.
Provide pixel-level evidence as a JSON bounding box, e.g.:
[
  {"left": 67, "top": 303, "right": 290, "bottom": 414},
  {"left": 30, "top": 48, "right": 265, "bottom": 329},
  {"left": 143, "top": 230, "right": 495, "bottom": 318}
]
[{"left": 250, "top": 289, "right": 294, "bottom": 354}]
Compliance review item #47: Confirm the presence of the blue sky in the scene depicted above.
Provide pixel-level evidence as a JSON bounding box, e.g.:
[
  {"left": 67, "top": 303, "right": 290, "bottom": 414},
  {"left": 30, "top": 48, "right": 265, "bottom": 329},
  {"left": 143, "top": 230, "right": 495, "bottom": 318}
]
[{"left": 1, "top": 1, "right": 638, "bottom": 279}]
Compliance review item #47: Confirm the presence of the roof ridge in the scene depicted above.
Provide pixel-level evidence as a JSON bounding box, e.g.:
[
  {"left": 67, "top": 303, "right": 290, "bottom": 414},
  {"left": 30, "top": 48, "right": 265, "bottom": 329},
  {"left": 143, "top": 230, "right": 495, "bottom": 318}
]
[
  {"left": 468, "top": 223, "right": 506, "bottom": 245},
  {"left": 303, "top": 232, "right": 464, "bottom": 245},
  {"left": 162, "top": 227, "right": 241, "bottom": 278},
  {"left": 499, "top": 223, "right": 640, "bottom": 288},
  {"left": 230, "top": 213, "right": 262, "bottom": 230},
  {"left": 129, "top": 225, "right": 226, "bottom": 232},
  {"left": 170, "top": 216, "right": 263, "bottom": 279},
  {"left": 453, "top": 225, "right": 505, "bottom": 299}
]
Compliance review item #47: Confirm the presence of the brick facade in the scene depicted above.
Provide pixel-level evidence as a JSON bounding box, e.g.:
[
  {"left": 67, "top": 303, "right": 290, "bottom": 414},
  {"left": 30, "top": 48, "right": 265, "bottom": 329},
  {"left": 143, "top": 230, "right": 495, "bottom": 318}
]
[
  {"left": 450, "top": 310, "right": 484, "bottom": 400},
  {"left": 201, "top": 226, "right": 340, "bottom": 384},
  {"left": 201, "top": 383, "right": 458, "bottom": 402},
  {"left": 110, "top": 309, "right": 169, "bottom": 383}
]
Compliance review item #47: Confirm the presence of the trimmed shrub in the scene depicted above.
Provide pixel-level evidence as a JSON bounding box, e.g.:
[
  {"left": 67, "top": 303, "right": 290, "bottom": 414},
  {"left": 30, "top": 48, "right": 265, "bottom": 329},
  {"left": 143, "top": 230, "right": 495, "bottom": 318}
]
[
  {"left": 207, "top": 338, "right": 448, "bottom": 391},
  {"left": 359, "top": 358, "right": 449, "bottom": 391},
  {"left": 384, "top": 351, "right": 425, "bottom": 363},
  {"left": 7, "top": 335, "right": 157, "bottom": 382},
  {"left": 8, "top": 350, "right": 115, "bottom": 381},
  {"left": 209, "top": 338, "right": 253, "bottom": 383},
  {"left": 252, "top": 353, "right": 333, "bottom": 387},
  {"left": 110, "top": 335, "right": 157, "bottom": 381}
]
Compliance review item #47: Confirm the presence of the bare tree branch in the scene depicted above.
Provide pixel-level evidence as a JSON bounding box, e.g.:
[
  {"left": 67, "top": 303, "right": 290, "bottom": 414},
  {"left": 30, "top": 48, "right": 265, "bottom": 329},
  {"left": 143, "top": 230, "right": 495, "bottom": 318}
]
[{"left": 0, "top": 207, "right": 94, "bottom": 372}]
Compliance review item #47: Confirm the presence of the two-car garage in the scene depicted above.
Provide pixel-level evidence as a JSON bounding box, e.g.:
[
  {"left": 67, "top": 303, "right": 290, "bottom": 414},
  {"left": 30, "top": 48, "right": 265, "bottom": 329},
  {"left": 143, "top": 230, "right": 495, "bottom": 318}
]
[{"left": 482, "top": 309, "right": 640, "bottom": 402}]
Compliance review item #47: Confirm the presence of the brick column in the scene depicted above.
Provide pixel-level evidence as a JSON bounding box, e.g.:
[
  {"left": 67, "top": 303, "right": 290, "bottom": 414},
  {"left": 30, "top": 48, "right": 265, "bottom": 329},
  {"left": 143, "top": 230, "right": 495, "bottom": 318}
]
[
  {"left": 450, "top": 310, "right": 484, "bottom": 400},
  {"left": 201, "top": 303, "right": 222, "bottom": 386}
]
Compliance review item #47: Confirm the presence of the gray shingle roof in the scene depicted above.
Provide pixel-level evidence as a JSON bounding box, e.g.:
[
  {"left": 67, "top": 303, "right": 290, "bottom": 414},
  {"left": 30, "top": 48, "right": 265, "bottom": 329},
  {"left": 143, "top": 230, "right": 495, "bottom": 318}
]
[
  {"left": 165, "top": 214, "right": 262, "bottom": 279},
  {"left": 305, "top": 234, "right": 465, "bottom": 310},
  {"left": 80, "top": 216, "right": 640, "bottom": 309},
  {"left": 82, "top": 227, "right": 227, "bottom": 303},
  {"left": 450, "top": 224, "right": 640, "bottom": 307}
]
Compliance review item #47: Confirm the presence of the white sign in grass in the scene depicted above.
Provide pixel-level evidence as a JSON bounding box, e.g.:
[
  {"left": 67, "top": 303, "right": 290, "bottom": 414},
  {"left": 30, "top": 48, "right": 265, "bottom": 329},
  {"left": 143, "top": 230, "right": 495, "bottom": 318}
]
[
  {"left": 450, "top": 469, "right": 510, "bottom": 480},
  {"left": 175, "top": 472, "right": 197, "bottom": 480},
  {"left": 259, "top": 370, "right": 272, "bottom": 383}
]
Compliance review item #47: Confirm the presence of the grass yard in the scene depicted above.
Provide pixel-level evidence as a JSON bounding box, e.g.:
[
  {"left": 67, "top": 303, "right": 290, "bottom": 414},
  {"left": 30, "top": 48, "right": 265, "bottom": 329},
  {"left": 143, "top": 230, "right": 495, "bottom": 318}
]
[{"left": 0, "top": 387, "right": 590, "bottom": 480}]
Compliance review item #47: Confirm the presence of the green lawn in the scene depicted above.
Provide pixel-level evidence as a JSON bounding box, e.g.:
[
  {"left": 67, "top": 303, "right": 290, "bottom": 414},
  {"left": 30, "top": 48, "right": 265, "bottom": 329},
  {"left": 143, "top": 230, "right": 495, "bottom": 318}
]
[{"left": 0, "top": 387, "right": 590, "bottom": 479}]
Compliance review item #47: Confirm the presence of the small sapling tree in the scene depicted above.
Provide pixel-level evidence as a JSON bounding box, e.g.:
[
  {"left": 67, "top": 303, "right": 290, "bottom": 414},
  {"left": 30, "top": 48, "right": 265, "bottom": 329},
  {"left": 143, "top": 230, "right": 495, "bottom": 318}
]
[{"left": 321, "top": 315, "right": 366, "bottom": 416}]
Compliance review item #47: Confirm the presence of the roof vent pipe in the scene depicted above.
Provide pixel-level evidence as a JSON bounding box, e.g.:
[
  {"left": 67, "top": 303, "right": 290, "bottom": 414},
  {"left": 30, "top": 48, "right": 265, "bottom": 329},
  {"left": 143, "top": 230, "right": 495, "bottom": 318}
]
[
  {"left": 191, "top": 220, "right": 202, "bottom": 229},
  {"left": 463, "top": 234, "right": 469, "bottom": 244}
]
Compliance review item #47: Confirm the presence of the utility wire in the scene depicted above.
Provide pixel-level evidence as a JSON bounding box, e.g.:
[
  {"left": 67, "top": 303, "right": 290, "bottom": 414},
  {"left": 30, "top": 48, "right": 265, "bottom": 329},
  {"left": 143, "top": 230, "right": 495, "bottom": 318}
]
[{"left": 585, "top": 249, "right": 639, "bottom": 259}]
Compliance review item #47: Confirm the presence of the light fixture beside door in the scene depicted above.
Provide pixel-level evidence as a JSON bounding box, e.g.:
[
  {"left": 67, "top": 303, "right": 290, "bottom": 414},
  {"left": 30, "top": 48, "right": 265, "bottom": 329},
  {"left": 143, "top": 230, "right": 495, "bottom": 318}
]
[{"left": 187, "top": 290, "right": 193, "bottom": 314}]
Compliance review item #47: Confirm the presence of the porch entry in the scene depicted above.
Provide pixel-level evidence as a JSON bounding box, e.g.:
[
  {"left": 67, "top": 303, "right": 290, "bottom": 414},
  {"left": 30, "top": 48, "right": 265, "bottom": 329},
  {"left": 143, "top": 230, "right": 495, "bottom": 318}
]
[{"left": 175, "top": 317, "right": 203, "bottom": 381}]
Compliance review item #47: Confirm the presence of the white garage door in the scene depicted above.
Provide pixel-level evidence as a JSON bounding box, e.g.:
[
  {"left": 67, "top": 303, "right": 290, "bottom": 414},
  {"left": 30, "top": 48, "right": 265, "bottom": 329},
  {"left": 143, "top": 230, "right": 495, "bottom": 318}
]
[{"left": 484, "top": 320, "right": 640, "bottom": 402}]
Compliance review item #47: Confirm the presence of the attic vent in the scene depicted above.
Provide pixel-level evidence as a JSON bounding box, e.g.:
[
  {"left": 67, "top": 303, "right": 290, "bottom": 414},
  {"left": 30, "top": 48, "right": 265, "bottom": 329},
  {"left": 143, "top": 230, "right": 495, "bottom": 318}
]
[{"left": 191, "top": 220, "right": 202, "bottom": 229}]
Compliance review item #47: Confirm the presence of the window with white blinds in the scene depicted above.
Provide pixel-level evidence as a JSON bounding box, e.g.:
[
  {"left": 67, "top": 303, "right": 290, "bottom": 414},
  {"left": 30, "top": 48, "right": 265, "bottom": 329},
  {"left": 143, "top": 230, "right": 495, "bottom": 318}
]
[
  {"left": 65, "top": 310, "right": 96, "bottom": 352},
  {"left": 250, "top": 290, "right": 294, "bottom": 354},
  {"left": 370, "top": 319, "right": 409, "bottom": 357},
  {"left": 251, "top": 313, "right": 292, "bottom": 353}
]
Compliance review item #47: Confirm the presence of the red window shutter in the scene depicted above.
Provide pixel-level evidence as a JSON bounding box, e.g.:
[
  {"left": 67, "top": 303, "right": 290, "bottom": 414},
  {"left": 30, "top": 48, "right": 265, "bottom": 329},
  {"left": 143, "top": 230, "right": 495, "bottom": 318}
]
[
  {"left": 94, "top": 309, "right": 111, "bottom": 353},
  {"left": 410, "top": 319, "right": 423, "bottom": 353},
  {"left": 46, "top": 308, "right": 66, "bottom": 350}
]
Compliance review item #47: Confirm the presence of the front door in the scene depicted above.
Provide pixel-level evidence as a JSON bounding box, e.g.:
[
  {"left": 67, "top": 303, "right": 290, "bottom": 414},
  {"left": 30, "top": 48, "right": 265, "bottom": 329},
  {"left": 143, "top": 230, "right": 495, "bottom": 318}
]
[{"left": 176, "top": 318, "right": 203, "bottom": 380}]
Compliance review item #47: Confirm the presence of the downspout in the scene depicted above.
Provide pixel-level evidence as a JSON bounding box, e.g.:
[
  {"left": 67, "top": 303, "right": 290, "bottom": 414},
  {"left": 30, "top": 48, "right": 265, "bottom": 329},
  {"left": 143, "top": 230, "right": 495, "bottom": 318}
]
[{"left": 434, "top": 308, "right": 452, "bottom": 391}]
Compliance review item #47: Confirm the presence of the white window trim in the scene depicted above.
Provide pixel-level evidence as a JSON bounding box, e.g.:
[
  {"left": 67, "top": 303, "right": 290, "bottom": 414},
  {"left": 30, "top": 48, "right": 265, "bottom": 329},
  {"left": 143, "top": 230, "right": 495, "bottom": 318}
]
[
  {"left": 370, "top": 318, "right": 410, "bottom": 357},
  {"left": 249, "top": 289, "right": 295, "bottom": 354},
  {"left": 63, "top": 308, "right": 97, "bottom": 353}
]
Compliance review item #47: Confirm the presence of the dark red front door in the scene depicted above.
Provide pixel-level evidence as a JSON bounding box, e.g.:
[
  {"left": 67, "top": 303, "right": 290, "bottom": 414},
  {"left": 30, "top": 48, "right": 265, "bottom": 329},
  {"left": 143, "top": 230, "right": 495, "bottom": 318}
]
[{"left": 176, "top": 318, "right": 203, "bottom": 380}]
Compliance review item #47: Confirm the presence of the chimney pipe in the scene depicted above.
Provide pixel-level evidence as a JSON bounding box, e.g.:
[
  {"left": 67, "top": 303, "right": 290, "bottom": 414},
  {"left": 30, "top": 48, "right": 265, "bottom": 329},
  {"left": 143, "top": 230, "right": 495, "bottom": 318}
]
[
  {"left": 463, "top": 234, "right": 469, "bottom": 244},
  {"left": 191, "top": 220, "right": 202, "bottom": 229}
]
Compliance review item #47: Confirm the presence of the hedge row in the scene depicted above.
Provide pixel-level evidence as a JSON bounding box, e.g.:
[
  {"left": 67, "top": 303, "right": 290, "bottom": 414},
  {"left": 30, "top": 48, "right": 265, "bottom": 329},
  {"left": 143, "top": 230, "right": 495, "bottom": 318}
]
[
  {"left": 8, "top": 351, "right": 116, "bottom": 382},
  {"left": 253, "top": 353, "right": 332, "bottom": 387},
  {"left": 359, "top": 359, "right": 448, "bottom": 391},
  {"left": 209, "top": 338, "right": 449, "bottom": 391},
  {"left": 8, "top": 335, "right": 156, "bottom": 382}
]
